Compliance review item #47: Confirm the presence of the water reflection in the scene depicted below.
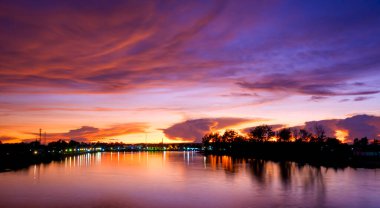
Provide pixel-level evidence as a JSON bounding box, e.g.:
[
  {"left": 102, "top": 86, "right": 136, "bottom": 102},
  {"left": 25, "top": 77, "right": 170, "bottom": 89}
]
[
  {"left": 33, "top": 164, "right": 40, "bottom": 183},
  {"left": 205, "top": 155, "right": 326, "bottom": 187},
  {"left": 64, "top": 152, "right": 102, "bottom": 168},
  {"left": 0, "top": 152, "right": 379, "bottom": 208},
  {"left": 204, "top": 155, "right": 329, "bottom": 206}
]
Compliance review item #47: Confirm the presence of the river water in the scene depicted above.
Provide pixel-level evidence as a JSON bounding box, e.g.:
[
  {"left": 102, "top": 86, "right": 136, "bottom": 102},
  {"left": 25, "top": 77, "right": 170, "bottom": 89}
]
[{"left": 0, "top": 152, "right": 379, "bottom": 208}]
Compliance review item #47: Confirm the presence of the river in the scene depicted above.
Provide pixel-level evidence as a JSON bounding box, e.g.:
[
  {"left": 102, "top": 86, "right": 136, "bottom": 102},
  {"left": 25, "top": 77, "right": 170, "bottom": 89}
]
[{"left": 0, "top": 152, "right": 379, "bottom": 207}]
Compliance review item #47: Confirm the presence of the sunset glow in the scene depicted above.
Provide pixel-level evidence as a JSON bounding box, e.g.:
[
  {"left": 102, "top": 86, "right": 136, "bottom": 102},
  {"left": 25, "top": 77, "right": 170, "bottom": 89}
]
[
  {"left": 0, "top": 0, "right": 380, "bottom": 144},
  {"left": 335, "top": 130, "right": 349, "bottom": 143}
]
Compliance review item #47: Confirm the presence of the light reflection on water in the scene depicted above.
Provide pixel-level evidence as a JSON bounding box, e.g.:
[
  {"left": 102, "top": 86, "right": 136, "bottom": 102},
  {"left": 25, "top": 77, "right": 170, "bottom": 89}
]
[{"left": 0, "top": 152, "right": 379, "bottom": 208}]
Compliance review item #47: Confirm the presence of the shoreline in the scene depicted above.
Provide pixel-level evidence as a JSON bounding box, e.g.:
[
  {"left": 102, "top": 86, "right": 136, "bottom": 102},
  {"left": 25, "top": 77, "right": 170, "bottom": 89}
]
[
  {"left": 2, "top": 149, "right": 380, "bottom": 173},
  {"left": 201, "top": 141, "right": 380, "bottom": 169}
]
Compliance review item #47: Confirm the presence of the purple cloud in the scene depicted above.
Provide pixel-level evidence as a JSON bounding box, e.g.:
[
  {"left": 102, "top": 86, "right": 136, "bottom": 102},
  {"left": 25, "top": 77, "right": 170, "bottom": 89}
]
[
  {"left": 297, "top": 115, "right": 380, "bottom": 142},
  {"left": 336, "top": 115, "right": 380, "bottom": 141},
  {"left": 238, "top": 73, "right": 380, "bottom": 98},
  {"left": 354, "top": 96, "right": 373, "bottom": 102},
  {"left": 309, "top": 96, "right": 328, "bottom": 102},
  {"left": 339, "top": 99, "right": 350, "bottom": 102}
]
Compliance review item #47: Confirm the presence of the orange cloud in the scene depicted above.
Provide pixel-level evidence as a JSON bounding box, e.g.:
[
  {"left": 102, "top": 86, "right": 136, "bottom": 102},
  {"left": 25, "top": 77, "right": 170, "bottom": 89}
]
[
  {"left": 0, "top": 1, "right": 234, "bottom": 95},
  {"left": 0, "top": 135, "right": 20, "bottom": 143},
  {"left": 26, "top": 123, "right": 149, "bottom": 143},
  {"left": 335, "top": 129, "right": 349, "bottom": 143}
]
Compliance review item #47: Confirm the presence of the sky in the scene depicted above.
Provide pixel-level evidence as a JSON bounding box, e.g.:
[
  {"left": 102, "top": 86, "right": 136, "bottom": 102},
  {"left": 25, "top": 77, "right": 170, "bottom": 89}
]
[{"left": 0, "top": 0, "right": 380, "bottom": 143}]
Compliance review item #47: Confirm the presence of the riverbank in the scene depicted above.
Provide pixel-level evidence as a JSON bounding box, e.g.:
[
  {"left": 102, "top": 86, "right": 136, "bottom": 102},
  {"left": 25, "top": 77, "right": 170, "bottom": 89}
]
[
  {"left": 0, "top": 141, "right": 202, "bottom": 172},
  {"left": 201, "top": 141, "right": 380, "bottom": 168}
]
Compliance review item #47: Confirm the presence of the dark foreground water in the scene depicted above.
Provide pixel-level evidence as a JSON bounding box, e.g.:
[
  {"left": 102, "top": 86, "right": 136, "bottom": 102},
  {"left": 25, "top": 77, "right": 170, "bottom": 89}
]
[{"left": 0, "top": 152, "right": 379, "bottom": 208}]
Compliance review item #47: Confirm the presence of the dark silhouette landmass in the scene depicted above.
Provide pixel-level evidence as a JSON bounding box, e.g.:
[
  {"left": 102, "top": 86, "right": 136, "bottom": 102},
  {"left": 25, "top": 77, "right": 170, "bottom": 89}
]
[
  {"left": 0, "top": 140, "right": 201, "bottom": 172},
  {"left": 201, "top": 125, "right": 380, "bottom": 168}
]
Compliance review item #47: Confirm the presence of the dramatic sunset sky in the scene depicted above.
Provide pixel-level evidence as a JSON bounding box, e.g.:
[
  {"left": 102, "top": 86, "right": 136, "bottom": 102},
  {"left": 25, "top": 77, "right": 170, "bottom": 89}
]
[{"left": 1, "top": 0, "right": 380, "bottom": 143}]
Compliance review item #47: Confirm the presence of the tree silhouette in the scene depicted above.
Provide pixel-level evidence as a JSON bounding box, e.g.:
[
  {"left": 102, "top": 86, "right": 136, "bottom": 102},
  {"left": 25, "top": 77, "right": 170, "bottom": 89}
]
[
  {"left": 325, "top": 137, "right": 341, "bottom": 146},
  {"left": 249, "top": 125, "right": 275, "bottom": 142},
  {"left": 299, "top": 129, "right": 312, "bottom": 142},
  {"left": 222, "top": 129, "right": 239, "bottom": 143},
  {"left": 202, "top": 133, "right": 219, "bottom": 145},
  {"left": 291, "top": 128, "right": 299, "bottom": 141},
  {"left": 68, "top": 140, "right": 80, "bottom": 147},
  {"left": 48, "top": 139, "right": 68, "bottom": 149},
  {"left": 278, "top": 128, "right": 292, "bottom": 142},
  {"left": 313, "top": 124, "right": 326, "bottom": 142},
  {"left": 354, "top": 137, "right": 368, "bottom": 147},
  {"left": 360, "top": 137, "right": 368, "bottom": 146},
  {"left": 202, "top": 132, "right": 222, "bottom": 150},
  {"left": 233, "top": 135, "right": 246, "bottom": 143}
]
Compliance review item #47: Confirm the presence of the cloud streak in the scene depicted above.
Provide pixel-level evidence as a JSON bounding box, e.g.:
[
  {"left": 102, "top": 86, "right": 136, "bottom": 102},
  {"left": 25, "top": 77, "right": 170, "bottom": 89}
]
[
  {"left": 0, "top": 0, "right": 378, "bottom": 97},
  {"left": 0, "top": 0, "right": 232, "bottom": 94}
]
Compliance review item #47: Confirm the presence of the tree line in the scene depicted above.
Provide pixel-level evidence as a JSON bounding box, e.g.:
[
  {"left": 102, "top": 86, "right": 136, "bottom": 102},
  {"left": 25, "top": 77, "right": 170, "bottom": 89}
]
[
  {"left": 202, "top": 124, "right": 375, "bottom": 152},
  {"left": 203, "top": 124, "right": 330, "bottom": 145}
]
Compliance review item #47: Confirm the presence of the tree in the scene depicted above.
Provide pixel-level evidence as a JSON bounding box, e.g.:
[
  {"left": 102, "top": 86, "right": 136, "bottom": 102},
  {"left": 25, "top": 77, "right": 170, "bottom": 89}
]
[
  {"left": 354, "top": 137, "right": 368, "bottom": 147},
  {"left": 291, "top": 128, "right": 299, "bottom": 141},
  {"left": 278, "top": 128, "right": 292, "bottom": 142},
  {"left": 360, "top": 137, "right": 368, "bottom": 146},
  {"left": 222, "top": 129, "right": 239, "bottom": 143},
  {"left": 313, "top": 124, "right": 326, "bottom": 142},
  {"left": 353, "top": 138, "right": 359, "bottom": 145},
  {"left": 47, "top": 139, "right": 68, "bottom": 151},
  {"left": 202, "top": 132, "right": 222, "bottom": 150},
  {"left": 299, "top": 129, "right": 312, "bottom": 142},
  {"left": 325, "top": 137, "right": 341, "bottom": 146},
  {"left": 249, "top": 125, "right": 275, "bottom": 142},
  {"left": 202, "top": 133, "right": 219, "bottom": 145},
  {"left": 233, "top": 135, "right": 246, "bottom": 143},
  {"left": 69, "top": 140, "right": 80, "bottom": 147}
]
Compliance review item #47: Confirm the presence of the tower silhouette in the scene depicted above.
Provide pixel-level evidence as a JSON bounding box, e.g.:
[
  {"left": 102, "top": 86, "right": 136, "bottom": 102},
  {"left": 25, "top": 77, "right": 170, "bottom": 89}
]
[{"left": 39, "top": 128, "right": 42, "bottom": 143}]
